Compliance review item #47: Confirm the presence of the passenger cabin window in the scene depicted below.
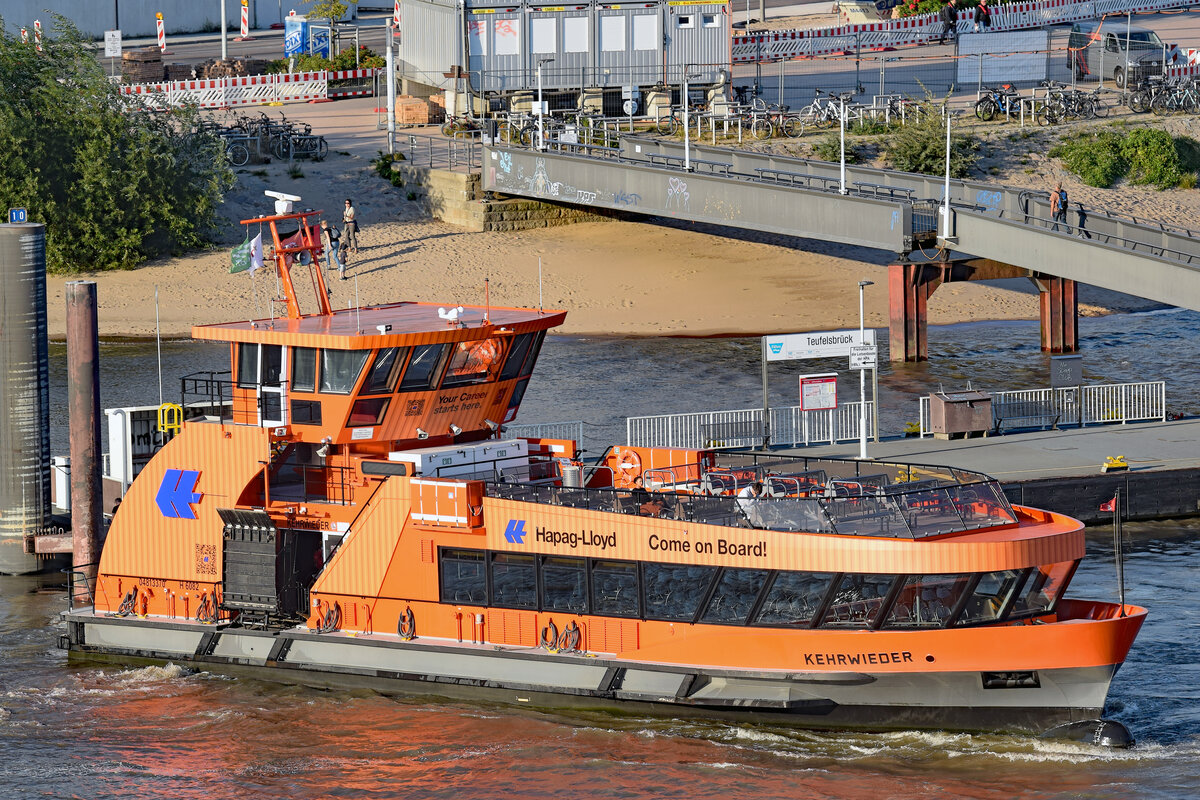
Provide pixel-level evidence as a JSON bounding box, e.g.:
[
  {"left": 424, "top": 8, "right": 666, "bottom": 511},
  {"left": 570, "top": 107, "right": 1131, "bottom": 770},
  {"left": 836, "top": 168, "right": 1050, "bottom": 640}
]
[
  {"left": 440, "top": 548, "right": 487, "bottom": 604},
  {"left": 292, "top": 347, "right": 317, "bottom": 392},
  {"left": 822, "top": 573, "right": 898, "bottom": 627},
  {"left": 1007, "top": 561, "right": 1075, "bottom": 617},
  {"left": 955, "top": 569, "right": 1026, "bottom": 626},
  {"left": 236, "top": 343, "right": 258, "bottom": 388},
  {"left": 884, "top": 574, "right": 970, "bottom": 628},
  {"left": 236, "top": 343, "right": 282, "bottom": 388},
  {"left": 320, "top": 349, "right": 370, "bottom": 394},
  {"left": 643, "top": 563, "right": 715, "bottom": 621},
  {"left": 398, "top": 343, "right": 448, "bottom": 391},
  {"left": 491, "top": 553, "right": 537, "bottom": 609},
  {"left": 541, "top": 556, "right": 587, "bottom": 613},
  {"left": 591, "top": 559, "right": 639, "bottom": 617},
  {"left": 347, "top": 398, "right": 389, "bottom": 427},
  {"left": 701, "top": 568, "right": 770, "bottom": 625},
  {"left": 363, "top": 347, "right": 406, "bottom": 394},
  {"left": 442, "top": 337, "right": 502, "bottom": 388},
  {"left": 753, "top": 571, "right": 834, "bottom": 626}
]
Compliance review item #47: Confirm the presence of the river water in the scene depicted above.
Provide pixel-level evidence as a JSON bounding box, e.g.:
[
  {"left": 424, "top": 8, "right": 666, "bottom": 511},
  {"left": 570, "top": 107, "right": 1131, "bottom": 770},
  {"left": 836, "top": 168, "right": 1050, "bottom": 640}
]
[{"left": 13, "top": 308, "right": 1200, "bottom": 797}]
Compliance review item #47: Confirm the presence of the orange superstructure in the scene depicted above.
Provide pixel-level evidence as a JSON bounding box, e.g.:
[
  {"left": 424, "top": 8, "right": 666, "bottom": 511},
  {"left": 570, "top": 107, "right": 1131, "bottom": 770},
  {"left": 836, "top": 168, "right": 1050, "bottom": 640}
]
[{"left": 60, "top": 194, "right": 1145, "bottom": 748}]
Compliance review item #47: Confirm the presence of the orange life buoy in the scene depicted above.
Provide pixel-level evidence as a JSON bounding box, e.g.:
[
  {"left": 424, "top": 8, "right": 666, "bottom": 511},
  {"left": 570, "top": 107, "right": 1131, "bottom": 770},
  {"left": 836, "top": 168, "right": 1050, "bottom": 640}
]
[{"left": 615, "top": 448, "right": 642, "bottom": 487}]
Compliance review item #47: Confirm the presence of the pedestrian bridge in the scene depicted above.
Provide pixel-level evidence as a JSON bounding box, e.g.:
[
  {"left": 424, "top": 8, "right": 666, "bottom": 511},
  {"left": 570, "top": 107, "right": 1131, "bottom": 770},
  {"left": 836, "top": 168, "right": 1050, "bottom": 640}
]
[{"left": 481, "top": 136, "right": 1200, "bottom": 359}]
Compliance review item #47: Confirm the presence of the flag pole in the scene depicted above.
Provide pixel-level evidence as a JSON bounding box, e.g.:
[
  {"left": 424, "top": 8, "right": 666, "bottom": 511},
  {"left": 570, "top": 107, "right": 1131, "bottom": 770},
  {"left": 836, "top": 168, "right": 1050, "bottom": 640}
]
[{"left": 1114, "top": 490, "right": 1126, "bottom": 617}]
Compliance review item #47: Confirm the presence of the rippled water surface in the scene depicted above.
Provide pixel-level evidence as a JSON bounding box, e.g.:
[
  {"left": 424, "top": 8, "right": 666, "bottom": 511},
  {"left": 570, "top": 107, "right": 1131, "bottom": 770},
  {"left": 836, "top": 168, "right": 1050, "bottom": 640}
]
[{"left": 18, "top": 308, "right": 1200, "bottom": 797}]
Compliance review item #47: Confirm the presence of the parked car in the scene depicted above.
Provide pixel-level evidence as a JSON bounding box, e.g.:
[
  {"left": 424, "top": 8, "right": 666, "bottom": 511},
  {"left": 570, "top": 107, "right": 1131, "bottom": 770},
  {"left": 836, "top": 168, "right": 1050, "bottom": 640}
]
[{"left": 1067, "top": 21, "right": 1165, "bottom": 89}]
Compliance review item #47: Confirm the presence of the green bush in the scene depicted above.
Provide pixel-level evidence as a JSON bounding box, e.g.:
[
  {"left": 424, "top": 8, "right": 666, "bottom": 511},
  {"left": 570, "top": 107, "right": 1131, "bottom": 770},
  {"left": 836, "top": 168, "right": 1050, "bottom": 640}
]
[
  {"left": 885, "top": 105, "right": 977, "bottom": 177},
  {"left": 814, "top": 133, "right": 860, "bottom": 163},
  {"left": 1121, "top": 128, "right": 1181, "bottom": 190},
  {"left": 0, "top": 15, "right": 233, "bottom": 272},
  {"left": 266, "top": 45, "right": 386, "bottom": 74},
  {"left": 1048, "top": 130, "right": 1126, "bottom": 188}
]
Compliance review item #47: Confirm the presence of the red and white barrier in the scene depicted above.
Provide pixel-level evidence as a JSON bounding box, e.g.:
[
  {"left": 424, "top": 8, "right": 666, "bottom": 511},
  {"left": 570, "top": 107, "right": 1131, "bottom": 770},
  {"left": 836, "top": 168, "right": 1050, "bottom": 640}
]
[
  {"left": 33, "top": 19, "right": 42, "bottom": 52},
  {"left": 20, "top": 27, "right": 27, "bottom": 43},
  {"left": 118, "top": 69, "right": 381, "bottom": 110},
  {"left": 394, "top": 0, "right": 402, "bottom": 35},
  {"left": 733, "top": 0, "right": 1196, "bottom": 62},
  {"left": 239, "top": 0, "right": 252, "bottom": 40}
]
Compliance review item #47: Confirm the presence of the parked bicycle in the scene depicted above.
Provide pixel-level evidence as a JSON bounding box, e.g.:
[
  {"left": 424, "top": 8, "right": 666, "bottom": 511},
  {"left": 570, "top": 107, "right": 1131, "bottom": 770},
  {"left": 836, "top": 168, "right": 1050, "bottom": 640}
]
[
  {"left": 1150, "top": 76, "right": 1200, "bottom": 115},
  {"left": 974, "top": 84, "right": 1020, "bottom": 121}
]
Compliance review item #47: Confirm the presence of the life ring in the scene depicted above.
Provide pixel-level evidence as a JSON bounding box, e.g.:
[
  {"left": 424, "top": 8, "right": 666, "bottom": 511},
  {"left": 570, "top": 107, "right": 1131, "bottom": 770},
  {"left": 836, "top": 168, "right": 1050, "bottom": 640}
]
[
  {"left": 539, "top": 619, "right": 559, "bottom": 651},
  {"left": 557, "top": 621, "right": 581, "bottom": 654},
  {"left": 615, "top": 448, "right": 642, "bottom": 487},
  {"left": 398, "top": 606, "right": 416, "bottom": 641}
]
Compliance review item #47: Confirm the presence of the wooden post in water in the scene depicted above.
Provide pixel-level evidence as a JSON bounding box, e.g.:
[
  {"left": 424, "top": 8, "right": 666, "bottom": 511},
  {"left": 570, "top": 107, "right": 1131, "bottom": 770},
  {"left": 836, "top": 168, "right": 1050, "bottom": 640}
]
[{"left": 66, "top": 281, "right": 102, "bottom": 599}]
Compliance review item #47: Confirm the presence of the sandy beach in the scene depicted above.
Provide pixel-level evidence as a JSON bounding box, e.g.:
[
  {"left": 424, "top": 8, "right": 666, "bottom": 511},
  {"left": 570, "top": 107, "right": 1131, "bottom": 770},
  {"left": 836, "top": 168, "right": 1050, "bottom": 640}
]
[{"left": 43, "top": 98, "right": 1179, "bottom": 341}]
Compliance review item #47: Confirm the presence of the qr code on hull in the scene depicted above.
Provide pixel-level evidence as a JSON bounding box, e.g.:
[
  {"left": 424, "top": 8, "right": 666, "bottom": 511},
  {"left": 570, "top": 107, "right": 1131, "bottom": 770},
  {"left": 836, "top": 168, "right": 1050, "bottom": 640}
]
[{"left": 195, "top": 544, "right": 217, "bottom": 575}]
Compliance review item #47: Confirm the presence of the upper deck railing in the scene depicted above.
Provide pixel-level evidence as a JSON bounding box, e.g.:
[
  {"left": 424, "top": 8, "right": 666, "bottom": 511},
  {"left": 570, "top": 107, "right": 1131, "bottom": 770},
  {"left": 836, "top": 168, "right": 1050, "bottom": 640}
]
[{"left": 486, "top": 453, "right": 1018, "bottom": 539}]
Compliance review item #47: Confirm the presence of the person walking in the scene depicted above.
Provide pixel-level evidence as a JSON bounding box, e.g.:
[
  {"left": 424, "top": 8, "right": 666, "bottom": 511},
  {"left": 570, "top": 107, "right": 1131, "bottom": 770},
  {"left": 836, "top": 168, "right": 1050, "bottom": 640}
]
[
  {"left": 1076, "top": 202, "right": 1092, "bottom": 239},
  {"left": 1050, "top": 183, "right": 1069, "bottom": 233},
  {"left": 321, "top": 220, "right": 346, "bottom": 280},
  {"left": 342, "top": 199, "right": 359, "bottom": 254},
  {"left": 939, "top": 0, "right": 959, "bottom": 45},
  {"left": 974, "top": 0, "right": 991, "bottom": 32}
]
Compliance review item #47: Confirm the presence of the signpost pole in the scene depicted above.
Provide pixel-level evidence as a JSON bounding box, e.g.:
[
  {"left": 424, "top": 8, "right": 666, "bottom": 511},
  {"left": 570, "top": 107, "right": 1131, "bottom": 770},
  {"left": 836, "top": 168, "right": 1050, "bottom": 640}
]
[
  {"left": 858, "top": 280, "right": 874, "bottom": 459},
  {"left": 761, "top": 336, "right": 770, "bottom": 448}
]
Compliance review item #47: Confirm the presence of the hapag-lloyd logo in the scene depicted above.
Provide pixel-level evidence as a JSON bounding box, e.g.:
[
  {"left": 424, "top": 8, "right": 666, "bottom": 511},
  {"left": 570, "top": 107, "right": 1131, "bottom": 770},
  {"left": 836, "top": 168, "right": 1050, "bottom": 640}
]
[{"left": 535, "top": 526, "right": 617, "bottom": 551}]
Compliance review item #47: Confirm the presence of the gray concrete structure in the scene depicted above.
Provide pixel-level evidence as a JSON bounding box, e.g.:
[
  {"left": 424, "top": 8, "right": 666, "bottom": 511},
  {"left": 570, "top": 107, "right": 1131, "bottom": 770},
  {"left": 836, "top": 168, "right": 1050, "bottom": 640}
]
[{"left": 483, "top": 136, "right": 1200, "bottom": 312}]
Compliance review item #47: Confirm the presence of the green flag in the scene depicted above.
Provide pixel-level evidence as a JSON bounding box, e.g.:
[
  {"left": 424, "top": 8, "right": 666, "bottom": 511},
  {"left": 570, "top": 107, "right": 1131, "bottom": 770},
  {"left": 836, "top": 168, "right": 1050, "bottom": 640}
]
[{"left": 230, "top": 234, "right": 251, "bottom": 273}]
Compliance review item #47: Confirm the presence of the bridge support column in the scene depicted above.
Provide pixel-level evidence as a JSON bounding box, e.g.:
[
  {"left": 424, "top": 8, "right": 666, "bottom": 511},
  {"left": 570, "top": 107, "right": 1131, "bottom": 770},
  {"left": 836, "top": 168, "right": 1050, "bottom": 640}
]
[
  {"left": 1035, "top": 276, "right": 1079, "bottom": 353},
  {"left": 888, "top": 262, "right": 943, "bottom": 362}
]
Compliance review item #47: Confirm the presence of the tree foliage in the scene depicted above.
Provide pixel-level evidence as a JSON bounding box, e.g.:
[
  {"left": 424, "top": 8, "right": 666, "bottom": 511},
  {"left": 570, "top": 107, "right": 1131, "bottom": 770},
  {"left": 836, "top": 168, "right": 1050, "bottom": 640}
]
[
  {"left": 0, "top": 14, "right": 233, "bottom": 272},
  {"left": 885, "top": 104, "right": 977, "bottom": 178}
]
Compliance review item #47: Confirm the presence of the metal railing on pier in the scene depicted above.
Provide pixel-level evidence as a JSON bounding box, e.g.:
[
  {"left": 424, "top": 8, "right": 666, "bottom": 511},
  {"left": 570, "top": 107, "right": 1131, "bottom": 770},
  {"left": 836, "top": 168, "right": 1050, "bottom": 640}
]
[
  {"left": 504, "top": 420, "right": 586, "bottom": 447},
  {"left": 626, "top": 402, "right": 875, "bottom": 449},
  {"left": 917, "top": 381, "right": 1166, "bottom": 437},
  {"left": 404, "top": 133, "right": 482, "bottom": 171}
]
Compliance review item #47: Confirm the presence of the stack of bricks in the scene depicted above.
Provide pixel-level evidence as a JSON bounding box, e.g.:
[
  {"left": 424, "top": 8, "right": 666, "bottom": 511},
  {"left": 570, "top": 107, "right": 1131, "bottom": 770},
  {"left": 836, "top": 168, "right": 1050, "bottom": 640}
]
[
  {"left": 196, "top": 58, "right": 272, "bottom": 79},
  {"left": 121, "top": 48, "right": 166, "bottom": 83},
  {"left": 165, "top": 63, "right": 195, "bottom": 81},
  {"left": 395, "top": 94, "right": 446, "bottom": 127}
]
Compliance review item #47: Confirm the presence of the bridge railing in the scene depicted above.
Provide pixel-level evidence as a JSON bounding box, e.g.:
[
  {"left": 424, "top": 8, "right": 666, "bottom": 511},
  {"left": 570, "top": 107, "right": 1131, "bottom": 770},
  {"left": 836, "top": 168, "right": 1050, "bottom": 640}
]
[
  {"left": 404, "top": 133, "right": 482, "bottom": 171},
  {"left": 917, "top": 382, "right": 1166, "bottom": 436}
]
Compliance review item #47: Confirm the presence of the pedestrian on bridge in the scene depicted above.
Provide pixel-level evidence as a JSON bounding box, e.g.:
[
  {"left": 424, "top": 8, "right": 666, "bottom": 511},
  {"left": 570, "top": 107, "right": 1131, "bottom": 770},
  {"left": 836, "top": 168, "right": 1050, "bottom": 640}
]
[
  {"left": 1076, "top": 202, "right": 1092, "bottom": 239},
  {"left": 974, "top": 0, "right": 991, "bottom": 32},
  {"left": 939, "top": 0, "right": 959, "bottom": 45},
  {"left": 1050, "top": 183, "right": 1069, "bottom": 233}
]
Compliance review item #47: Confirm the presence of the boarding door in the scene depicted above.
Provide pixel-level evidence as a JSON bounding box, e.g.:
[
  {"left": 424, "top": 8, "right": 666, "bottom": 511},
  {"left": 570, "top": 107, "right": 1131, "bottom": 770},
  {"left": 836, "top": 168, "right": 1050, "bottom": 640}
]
[{"left": 258, "top": 344, "right": 288, "bottom": 427}]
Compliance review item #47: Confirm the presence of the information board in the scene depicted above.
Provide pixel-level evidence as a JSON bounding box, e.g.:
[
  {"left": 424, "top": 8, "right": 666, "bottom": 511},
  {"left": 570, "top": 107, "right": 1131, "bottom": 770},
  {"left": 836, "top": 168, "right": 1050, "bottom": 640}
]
[{"left": 799, "top": 374, "right": 838, "bottom": 410}]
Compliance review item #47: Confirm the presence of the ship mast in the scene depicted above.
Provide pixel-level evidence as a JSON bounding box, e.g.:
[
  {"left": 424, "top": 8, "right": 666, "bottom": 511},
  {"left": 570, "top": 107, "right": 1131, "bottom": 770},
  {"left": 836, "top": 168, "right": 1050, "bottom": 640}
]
[{"left": 241, "top": 190, "right": 332, "bottom": 319}]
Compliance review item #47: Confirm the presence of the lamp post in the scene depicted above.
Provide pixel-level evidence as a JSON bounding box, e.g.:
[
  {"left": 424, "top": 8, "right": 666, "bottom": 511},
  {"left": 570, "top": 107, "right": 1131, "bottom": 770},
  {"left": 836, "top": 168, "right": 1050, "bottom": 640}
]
[
  {"left": 537, "top": 57, "right": 555, "bottom": 151},
  {"left": 858, "top": 280, "right": 874, "bottom": 460},
  {"left": 941, "top": 111, "right": 951, "bottom": 240},
  {"left": 839, "top": 96, "right": 846, "bottom": 194}
]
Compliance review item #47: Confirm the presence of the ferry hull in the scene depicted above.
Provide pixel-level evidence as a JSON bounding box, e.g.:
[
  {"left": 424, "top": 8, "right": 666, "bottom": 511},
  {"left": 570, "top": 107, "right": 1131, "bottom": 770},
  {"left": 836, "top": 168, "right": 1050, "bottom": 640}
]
[{"left": 61, "top": 611, "right": 1131, "bottom": 738}]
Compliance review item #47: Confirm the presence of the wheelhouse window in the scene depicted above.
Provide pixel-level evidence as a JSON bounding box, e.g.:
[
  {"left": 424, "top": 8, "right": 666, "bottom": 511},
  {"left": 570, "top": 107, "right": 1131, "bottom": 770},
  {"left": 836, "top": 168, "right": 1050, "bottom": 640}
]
[
  {"left": 955, "top": 569, "right": 1027, "bottom": 626},
  {"left": 363, "top": 347, "right": 406, "bottom": 394},
  {"left": 439, "top": 548, "right": 487, "bottom": 604},
  {"left": 347, "top": 397, "right": 389, "bottom": 426},
  {"left": 700, "top": 568, "right": 769, "bottom": 625},
  {"left": 821, "top": 573, "right": 898, "bottom": 628},
  {"left": 591, "top": 559, "right": 639, "bottom": 617},
  {"left": 442, "top": 337, "right": 502, "bottom": 388},
  {"left": 753, "top": 571, "right": 835, "bottom": 626},
  {"left": 236, "top": 343, "right": 258, "bottom": 387},
  {"left": 499, "top": 332, "right": 536, "bottom": 382},
  {"left": 398, "top": 343, "right": 448, "bottom": 391},
  {"left": 642, "top": 563, "right": 716, "bottom": 622},
  {"left": 319, "top": 349, "right": 370, "bottom": 394},
  {"left": 540, "top": 556, "right": 587, "bottom": 613},
  {"left": 292, "top": 347, "right": 317, "bottom": 392},
  {"left": 490, "top": 553, "right": 537, "bottom": 609},
  {"left": 883, "top": 574, "right": 971, "bottom": 628}
]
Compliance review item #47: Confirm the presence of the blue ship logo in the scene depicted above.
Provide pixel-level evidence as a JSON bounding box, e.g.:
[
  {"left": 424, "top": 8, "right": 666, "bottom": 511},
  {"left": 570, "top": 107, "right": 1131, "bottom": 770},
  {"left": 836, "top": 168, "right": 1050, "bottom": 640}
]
[
  {"left": 769, "top": 342, "right": 783, "bottom": 354},
  {"left": 156, "top": 469, "right": 202, "bottom": 519},
  {"left": 504, "top": 519, "right": 526, "bottom": 544}
]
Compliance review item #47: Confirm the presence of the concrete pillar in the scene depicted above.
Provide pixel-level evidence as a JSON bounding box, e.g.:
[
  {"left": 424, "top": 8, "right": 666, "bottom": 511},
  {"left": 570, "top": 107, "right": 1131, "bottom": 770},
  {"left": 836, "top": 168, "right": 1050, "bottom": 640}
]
[
  {"left": 888, "top": 262, "right": 943, "bottom": 362},
  {"left": 1036, "top": 276, "right": 1079, "bottom": 353},
  {"left": 67, "top": 281, "right": 102, "bottom": 598}
]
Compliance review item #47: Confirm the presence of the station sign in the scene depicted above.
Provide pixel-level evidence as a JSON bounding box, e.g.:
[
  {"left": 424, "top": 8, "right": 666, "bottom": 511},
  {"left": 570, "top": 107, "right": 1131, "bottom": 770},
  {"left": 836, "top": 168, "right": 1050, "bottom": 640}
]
[{"left": 764, "top": 328, "right": 875, "bottom": 362}]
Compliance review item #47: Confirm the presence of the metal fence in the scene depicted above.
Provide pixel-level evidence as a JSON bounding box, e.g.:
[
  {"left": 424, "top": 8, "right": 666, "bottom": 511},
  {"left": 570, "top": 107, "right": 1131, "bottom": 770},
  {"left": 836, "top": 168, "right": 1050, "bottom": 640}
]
[
  {"left": 403, "top": 132, "right": 482, "bottom": 170},
  {"left": 504, "top": 420, "right": 586, "bottom": 445},
  {"left": 626, "top": 401, "right": 875, "bottom": 449},
  {"left": 917, "top": 381, "right": 1166, "bottom": 436}
]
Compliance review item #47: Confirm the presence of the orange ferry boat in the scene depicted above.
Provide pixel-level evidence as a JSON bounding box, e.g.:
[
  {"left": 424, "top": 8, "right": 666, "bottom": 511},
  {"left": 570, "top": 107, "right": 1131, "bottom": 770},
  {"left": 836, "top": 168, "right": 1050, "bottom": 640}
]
[{"left": 61, "top": 195, "right": 1146, "bottom": 746}]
